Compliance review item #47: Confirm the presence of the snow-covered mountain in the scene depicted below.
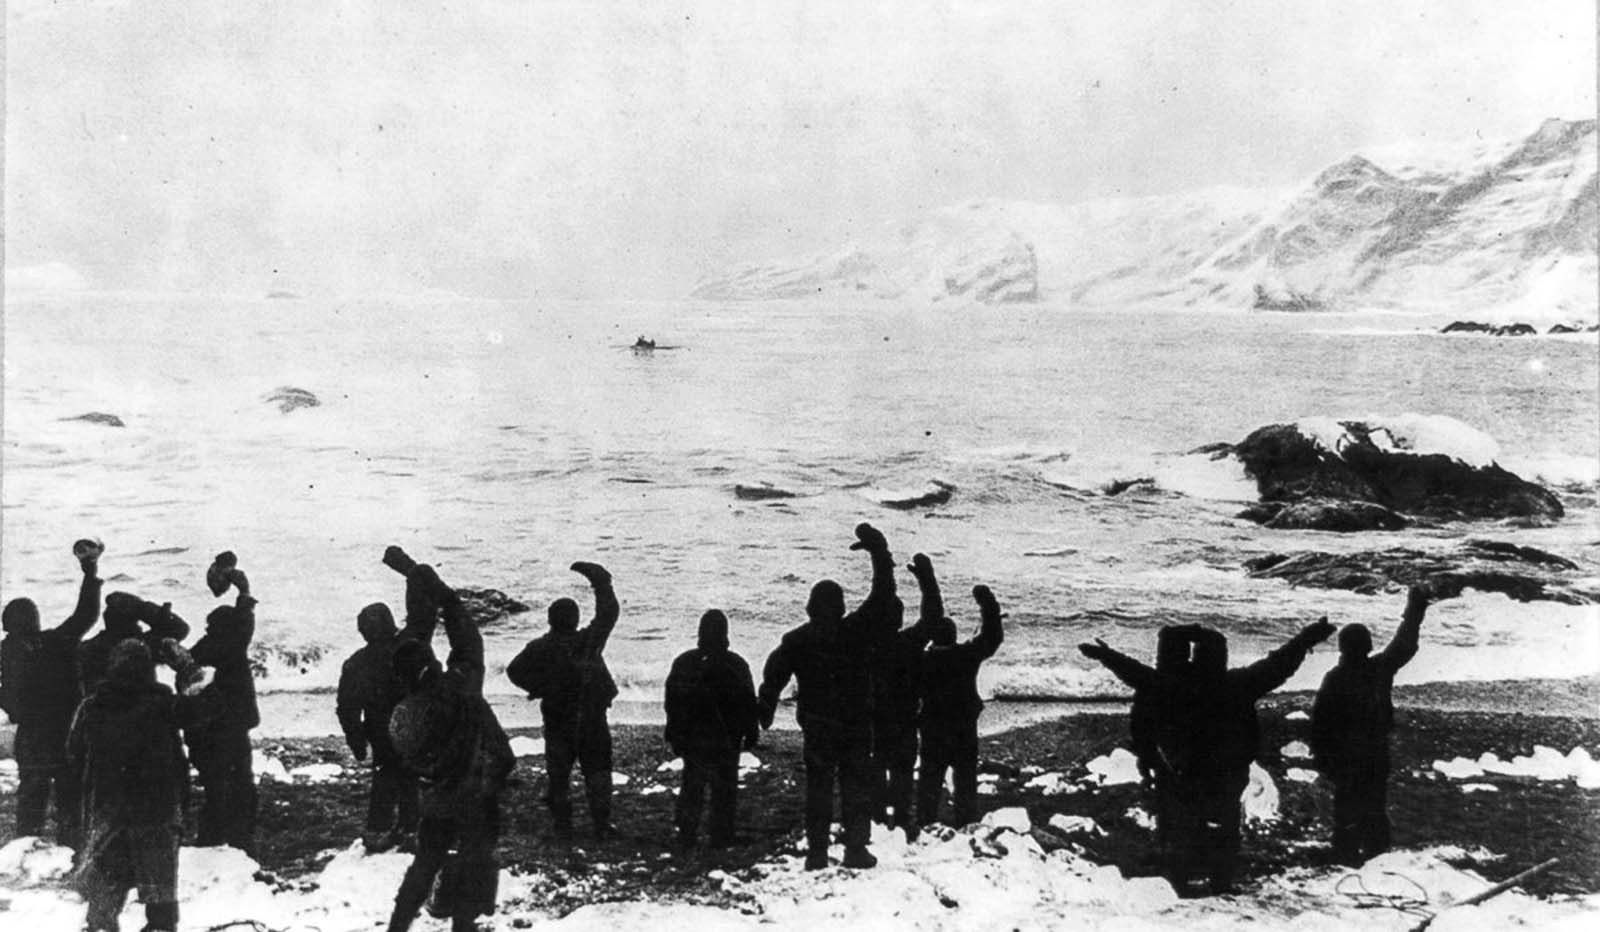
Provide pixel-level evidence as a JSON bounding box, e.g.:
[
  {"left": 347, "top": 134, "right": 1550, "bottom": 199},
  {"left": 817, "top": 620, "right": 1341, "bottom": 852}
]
[{"left": 692, "top": 118, "right": 1598, "bottom": 316}]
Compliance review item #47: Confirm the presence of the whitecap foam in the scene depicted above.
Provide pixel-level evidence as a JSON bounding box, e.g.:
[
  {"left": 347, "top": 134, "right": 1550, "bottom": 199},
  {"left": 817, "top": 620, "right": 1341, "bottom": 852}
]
[{"left": 1295, "top": 413, "right": 1502, "bottom": 467}]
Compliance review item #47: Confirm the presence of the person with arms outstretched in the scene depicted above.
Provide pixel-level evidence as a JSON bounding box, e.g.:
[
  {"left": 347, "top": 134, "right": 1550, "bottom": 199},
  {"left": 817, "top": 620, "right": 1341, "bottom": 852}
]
[
  {"left": 1312, "top": 586, "right": 1430, "bottom": 865},
  {"left": 664, "top": 609, "right": 760, "bottom": 850},
  {"left": 1, "top": 538, "right": 104, "bottom": 847},
  {"left": 758, "top": 522, "right": 900, "bottom": 871},
  {"left": 506, "top": 561, "right": 620, "bottom": 841},
  {"left": 908, "top": 554, "right": 1004, "bottom": 829},
  {"left": 384, "top": 548, "right": 514, "bottom": 932},
  {"left": 1081, "top": 617, "right": 1334, "bottom": 895}
]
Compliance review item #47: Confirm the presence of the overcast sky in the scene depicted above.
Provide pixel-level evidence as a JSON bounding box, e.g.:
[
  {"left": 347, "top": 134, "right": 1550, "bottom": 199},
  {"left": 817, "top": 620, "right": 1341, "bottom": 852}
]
[{"left": 5, "top": 0, "right": 1595, "bottom": 297}]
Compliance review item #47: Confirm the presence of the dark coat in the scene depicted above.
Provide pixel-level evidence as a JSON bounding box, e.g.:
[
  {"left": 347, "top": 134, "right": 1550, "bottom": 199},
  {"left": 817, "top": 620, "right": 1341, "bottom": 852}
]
[
  {"left": 506, "top": 581, "right": 620, "bottom": 720},
  {"left": 919, "top": 603, "right": 1003, "bottom": 727},
  {"left": 68, "top": 642, "right": 187, "bottom": 901},
  {"left": 1095, "top": 626, "right": 1325, "bottom": 795},
  {"left": 184, "top": 595, "right": 259, "bottom": 733},
  {"left": 664, "top": 613, "right": 759, "bottom": 757},
  {"left": 77, "top": 598, "right": 189, "bottom": 698},
  {"left": 389, "top": 568, "right": 514, "bottom": 817},
  {"left": 759, "top": 549, "right": 902, "bottom": 734},
  {"left": 1, "top": 573, "right": 102, "bottom": 767},
  {"left": 337, "top": 604, "right": 406, "bottom": 762},
  {"left": 1311, "top": 605, "right": 1424, "bottom": 774}
]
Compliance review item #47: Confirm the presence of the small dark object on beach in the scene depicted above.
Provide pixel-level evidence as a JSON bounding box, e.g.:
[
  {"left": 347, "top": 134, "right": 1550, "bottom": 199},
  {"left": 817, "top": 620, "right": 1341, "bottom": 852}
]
[
  {"left": 1238, "top": 499, "right": 1409, "bottom": 532},
  {"left": 60, "top": 412, "right": 125, "bottom": 428},
  {"left": 1103, "top": 478, "right": 1157, "bottom": 497},
  {"left": 456, "top": 587, "right": 530, "bottom": 626}
]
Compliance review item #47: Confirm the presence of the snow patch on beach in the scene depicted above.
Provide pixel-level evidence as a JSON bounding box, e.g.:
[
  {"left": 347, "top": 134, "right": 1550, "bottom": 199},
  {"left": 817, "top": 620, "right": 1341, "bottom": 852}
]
[
  {"left": 1432, "top": 747, "right": 1600, "bottom": 789},
  {"left": 4, "top": 829, "right": 1597, "bottom": 931}
]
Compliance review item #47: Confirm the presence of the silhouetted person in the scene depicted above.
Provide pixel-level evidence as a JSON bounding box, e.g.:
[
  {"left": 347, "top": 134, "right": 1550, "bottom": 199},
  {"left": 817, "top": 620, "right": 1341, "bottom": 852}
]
[
  {"left": 78, "top": 589, "right": 190, "bottom": 699},
  {"left": 0, "top": 539, "right": 102, "bottom": 846},
  {"left": 663, "top": 609, "right": 759, "bottom": 849},
  {"left": 1312, "top": 586, "right": 1429, "bottom": 865},
  {"left": 385, "top": 550, "right": 514, "bottom": 932},
  {"left": 1082, "top": 618, "right": 1333, "bottom": 895},
  {"left": 909, "top": 554, "right": 1003, "bottom": 829},
  {"left": 758, "top": 522, "right": 900, "bottom": 871},
  {"left": 337, "top": 601, "right": 421, "bottom": 852},
  {"left": 182, "top": 551, "right": 260, "bottom": 854},
  {"left": 869, "top": 555, "right": 919, "bottom": 840},
  {"left": 68, "top": 640, "right": 186, "bottom": 932},
  {"left": 506, "top": 561, "right": 620, "bottom": 841}
]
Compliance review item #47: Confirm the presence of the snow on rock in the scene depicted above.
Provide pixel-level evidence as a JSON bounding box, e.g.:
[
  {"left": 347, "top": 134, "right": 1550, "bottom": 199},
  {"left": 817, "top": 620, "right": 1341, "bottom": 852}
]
[
  {"left": 1047, "top": 815, "right": 1105, "bottom": 837},
  {"left": 1085, "top": 748, "right": 1143, "bottom": 786},
  {"left": 253, "top": 750, "right": 290, "bottom": 783},
  {"left": 739, "top": 752, "right": 762, "bottom": 772},
  {"left": 612, "top": 773, "right": 632, "bottom": 787},
  {"left": 1286, "top": 710, "right": 1310, "bottom": 722},
  {"left": 0, "top": 758, "right": 18, "bottom": 793},
  {"left": 1286, "top": 767, "right": 1320, "bottom": 784},
  {"left": 1024, "top": 772, "right": 1078, "bottom": 795},
  {"left": 0, "top": 837, "right": 73, "bottom": 883},
  {"left": 1242, "top": 763, "right": 1281, "bottom": 825},
  {"left": 981, "top": 807, "right": 1032, "bottom": 834},
  {"left": 1282, "top": 741, "right": 1313, "bottom": 760},
  {"left": 510, "top": 736, "right": 545, "bottom": 758},
  {"left": 657, "top": 757, "right": 685, "bottom": 773},
  {"left": 1460, "top": 783, "right": 1500, "bottom": 794},
  {"left": 290, "top": 762, "right": 344, "bottom": 783}
]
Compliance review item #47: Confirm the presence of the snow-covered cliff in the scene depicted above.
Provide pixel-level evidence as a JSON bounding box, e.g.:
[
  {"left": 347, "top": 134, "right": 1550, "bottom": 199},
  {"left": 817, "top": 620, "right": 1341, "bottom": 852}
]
[{"left": 692, "top": 118, "right": 1597, "bottom": 315}]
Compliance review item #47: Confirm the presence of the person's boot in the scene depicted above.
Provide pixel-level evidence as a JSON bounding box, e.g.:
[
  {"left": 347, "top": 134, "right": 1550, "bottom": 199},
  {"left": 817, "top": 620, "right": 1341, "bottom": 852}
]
[
  {"left": 842, "top": 846, "right": 877, "bottom": 869},
  {"left": 803, "top": 848, "right": 829, "bottom": 871}
]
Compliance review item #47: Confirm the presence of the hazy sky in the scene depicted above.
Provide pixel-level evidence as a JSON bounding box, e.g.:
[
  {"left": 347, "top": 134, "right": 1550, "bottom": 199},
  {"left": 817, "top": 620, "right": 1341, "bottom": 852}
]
[{"left": 5, "top": 0, "right": 1595, "bottom": 297}]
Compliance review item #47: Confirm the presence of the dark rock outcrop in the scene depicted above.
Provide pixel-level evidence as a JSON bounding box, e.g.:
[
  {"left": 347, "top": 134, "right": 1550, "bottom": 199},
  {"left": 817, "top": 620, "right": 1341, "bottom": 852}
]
[
  {"left": 879, "top": 481, "right": 956, "bottom": 510},
  {"left": 1440, "top": 321, "right": 1540, "bottom": 336},
  {"left": 1237, "top": 498, "right": 1409, "bottom": 532},
  {"left": 1548, "top": 323, "right": 1600, "bottom": 334},
  {"left": 734, "top": 484, "right": 798, "bottom": 501},
  {"left": 265, "top": 386, "right": 321, "bottom": 413},
  {"left": 1252, "top": 284, "right": 1326, "bottom": 312},
  {"left": 60, "top": 412, "right": 125, "bottom": 427},
  {"left": 1224, "top": 422, "right": 1562, "bottom": 522},
  {"left": 456, "top": 587, "right": 530, "bottom": 627},
  {"left": 1244, "top": 540, "right": 1595, "bottom": 604}
]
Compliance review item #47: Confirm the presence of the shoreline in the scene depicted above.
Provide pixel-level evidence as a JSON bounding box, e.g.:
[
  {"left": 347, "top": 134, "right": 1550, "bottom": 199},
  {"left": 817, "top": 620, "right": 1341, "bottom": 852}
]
[{"left": 230, "top": 673, "right": 1600, "bottom": 739}]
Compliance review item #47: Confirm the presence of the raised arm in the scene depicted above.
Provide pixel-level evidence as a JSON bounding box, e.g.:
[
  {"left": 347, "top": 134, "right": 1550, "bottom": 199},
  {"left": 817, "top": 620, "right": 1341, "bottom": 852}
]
[
  {"left": 411, "top": 562, "right": 483, "bottom": 694},
  {"left": 756, "top": 639, "right": 795, "bottom": 730},
  {"left": 908, "top": 553, "right": 945, "bottom": 626},
  {"left": 1079, "top": 638, "right": 1159, "bottom": 691},
  {"left": 384, "top": 546, "right": 440, "bottom": 644},
  {"left": 850, "top": 522, "right": 903, "bottom": 634},
  {"left": 1374, "top": 586, "right": 1428, "bottom": 673},
  {"left": 1236, "top": 617, "right": 1335, "bottom": 699},
  {"left": 963, "top": 584, "right": 1005, "bottom": 662},
  {"left": 571, "top": 562, "right": 618, "bottom": 651},
  {"left": 58, "top": 544, "right": 105, "bottom": 641}
]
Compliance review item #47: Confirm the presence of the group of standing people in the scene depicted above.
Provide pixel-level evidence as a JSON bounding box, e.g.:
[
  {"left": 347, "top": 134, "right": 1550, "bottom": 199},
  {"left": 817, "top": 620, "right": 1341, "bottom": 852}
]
[
  {"left": 1080, "top": 585, "right": 1429, "bottom": 895},
  {"left": 2, "top": 526, "right": 1433, "bottom": 930},
  {"left": 2, "top": 542, "right": 259, "bottom": 932}
]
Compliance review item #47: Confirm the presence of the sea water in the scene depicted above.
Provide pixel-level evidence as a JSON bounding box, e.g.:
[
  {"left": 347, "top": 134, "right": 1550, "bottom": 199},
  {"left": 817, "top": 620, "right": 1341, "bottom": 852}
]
[{"left": 2, "top": 294, "right": 1597, "bottom": 732}]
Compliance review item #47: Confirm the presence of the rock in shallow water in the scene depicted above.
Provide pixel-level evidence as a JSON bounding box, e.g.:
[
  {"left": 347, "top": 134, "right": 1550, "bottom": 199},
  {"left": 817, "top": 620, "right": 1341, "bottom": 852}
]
[
  {"left": 59, "top": 411, "right": 125, "bottom": 427},
  {"left": 1219, "top": 421, "right": 1562, "bottom": 523},
  {"left": 264, "top": 386, "right": 320, "bottom": 413},
  {"left": 1243, "top": 539, "right": 1596, "bottom": 604}
]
